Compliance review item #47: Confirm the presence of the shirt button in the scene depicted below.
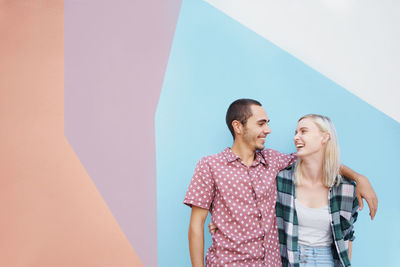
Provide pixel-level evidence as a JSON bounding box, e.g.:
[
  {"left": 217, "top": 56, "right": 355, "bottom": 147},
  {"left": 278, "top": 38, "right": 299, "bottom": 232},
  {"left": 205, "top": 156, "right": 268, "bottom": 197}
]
[{"left": 256, "top": 203, "right": 261, "bottom": 207}]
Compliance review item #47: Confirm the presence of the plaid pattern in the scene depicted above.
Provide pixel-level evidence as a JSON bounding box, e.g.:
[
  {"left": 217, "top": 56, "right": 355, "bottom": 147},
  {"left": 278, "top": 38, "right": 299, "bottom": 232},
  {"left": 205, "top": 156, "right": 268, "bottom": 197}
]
[{"left": 276, "top": 164, "right": 358, "bottom": 267}]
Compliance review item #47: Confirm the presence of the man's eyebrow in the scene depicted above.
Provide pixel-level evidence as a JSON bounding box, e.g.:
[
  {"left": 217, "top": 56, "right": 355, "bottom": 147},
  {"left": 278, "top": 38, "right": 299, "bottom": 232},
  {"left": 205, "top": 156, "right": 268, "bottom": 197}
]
[{"left": 257, "top": 119, "right": 270, "bottom": 123}]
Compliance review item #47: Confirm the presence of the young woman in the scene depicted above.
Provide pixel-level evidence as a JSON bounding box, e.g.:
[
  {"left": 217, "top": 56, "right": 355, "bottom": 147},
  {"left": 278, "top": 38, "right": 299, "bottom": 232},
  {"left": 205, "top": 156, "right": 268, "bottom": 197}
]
[{"left": 276, "top": 114, "right": 358, "bottom": 267}]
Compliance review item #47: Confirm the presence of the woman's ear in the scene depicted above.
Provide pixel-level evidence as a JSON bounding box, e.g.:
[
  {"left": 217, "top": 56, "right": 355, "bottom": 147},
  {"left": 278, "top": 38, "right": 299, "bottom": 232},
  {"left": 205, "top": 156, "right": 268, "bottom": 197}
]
[{"left": 322, "top": 132, "right": 330, "bottom": 144}]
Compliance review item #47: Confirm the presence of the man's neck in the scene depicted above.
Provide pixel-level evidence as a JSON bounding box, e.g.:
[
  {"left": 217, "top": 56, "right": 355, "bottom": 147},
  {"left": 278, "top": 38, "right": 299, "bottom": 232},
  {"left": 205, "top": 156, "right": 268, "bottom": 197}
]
[{"left": 231, "top": 141, "right": 256, "bottom": 168}]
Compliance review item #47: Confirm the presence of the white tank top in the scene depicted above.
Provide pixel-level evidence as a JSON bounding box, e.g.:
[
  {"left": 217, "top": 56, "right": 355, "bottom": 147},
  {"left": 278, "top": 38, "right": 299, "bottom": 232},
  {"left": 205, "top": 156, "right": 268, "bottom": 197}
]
[{"left": 295, "top": 199, "right": 333, "bottom": 247}]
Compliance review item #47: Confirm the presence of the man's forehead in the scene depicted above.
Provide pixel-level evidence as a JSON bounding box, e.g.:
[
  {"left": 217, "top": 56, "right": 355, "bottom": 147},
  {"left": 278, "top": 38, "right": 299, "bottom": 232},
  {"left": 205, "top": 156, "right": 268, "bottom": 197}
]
[{"left": 250, "top": 105, "right": 268, "bottom": 120}]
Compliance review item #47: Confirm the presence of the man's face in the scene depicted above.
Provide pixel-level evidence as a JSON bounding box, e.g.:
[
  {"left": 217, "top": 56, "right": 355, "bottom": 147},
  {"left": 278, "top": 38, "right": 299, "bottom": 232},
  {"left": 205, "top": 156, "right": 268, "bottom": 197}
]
[{"left": 242, "top": 105, "right": 271, "bottom": 151}]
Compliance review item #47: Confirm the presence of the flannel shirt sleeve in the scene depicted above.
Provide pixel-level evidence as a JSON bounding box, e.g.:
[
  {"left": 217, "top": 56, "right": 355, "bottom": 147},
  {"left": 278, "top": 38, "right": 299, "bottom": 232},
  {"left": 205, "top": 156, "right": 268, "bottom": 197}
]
[
  {"left": 344, "top": 184, "right": 359, "bottom": 242},
  {"left": 183, "top": 157, "right": 215, "bottom": 210},
  {"left": 269, "top": 149, "right": 297, "bottom": 170}
]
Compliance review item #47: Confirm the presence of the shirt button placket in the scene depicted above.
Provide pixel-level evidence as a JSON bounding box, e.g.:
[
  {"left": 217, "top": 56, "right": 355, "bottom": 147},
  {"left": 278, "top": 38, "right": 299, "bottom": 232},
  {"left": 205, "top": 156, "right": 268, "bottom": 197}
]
[{"left": 249, "top": 167, "right": 265, "bottom": 246}]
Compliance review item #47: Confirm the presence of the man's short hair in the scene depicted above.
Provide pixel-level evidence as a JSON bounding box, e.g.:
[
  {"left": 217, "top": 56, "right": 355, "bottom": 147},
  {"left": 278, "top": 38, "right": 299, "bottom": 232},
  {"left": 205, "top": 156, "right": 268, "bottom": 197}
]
[{"left": 226, "top": 99, "right": 262, "bottom": 139}]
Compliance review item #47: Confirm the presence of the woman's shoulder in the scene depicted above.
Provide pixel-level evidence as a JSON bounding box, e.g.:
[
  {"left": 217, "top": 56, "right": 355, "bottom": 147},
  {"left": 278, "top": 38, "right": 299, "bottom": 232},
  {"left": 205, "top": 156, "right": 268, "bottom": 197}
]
[
  {"left": 332, "top": 176, "right": 356, "bottom": 198},
  {"left": 277, "top": 163, "right": 295, "bottom": 176},
  {"left": 276, "top": 164, "right": 296, "bottom": 186},
  {"left": 339, "top": 176, "right": 356, "bottom": 186}
]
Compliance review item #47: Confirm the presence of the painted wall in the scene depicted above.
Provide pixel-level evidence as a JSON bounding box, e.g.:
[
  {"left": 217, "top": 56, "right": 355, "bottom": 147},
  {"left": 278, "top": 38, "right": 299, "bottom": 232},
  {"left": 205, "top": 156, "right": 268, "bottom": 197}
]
[
  {"left": 64, "top": 0, "right": 182, "bottom": 266},
  {"left": 205, "top": 0, "right": 400, "bottom": 123},
  {"left": 156, "top": 1, "right": 400, "bottom": 266},
  {"left": 0, "top": 1, "right": 141, "bottom": 266},
  {"left": 2, "top": 0, "right": 398, "bottom": 266}
]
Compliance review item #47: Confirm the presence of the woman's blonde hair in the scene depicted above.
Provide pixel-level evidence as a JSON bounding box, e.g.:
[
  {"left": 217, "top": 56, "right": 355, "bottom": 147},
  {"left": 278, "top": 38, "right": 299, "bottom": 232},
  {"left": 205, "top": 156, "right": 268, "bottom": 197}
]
[{"left": 294, "top": 114, "right": 341, "bottom": 187}]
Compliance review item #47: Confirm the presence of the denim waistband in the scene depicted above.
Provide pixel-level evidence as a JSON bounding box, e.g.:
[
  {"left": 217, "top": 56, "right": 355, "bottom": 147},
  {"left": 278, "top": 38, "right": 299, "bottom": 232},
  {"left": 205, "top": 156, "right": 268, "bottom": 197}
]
[{"left": 297, "top": 244, "right": 334, "bottom": 266}]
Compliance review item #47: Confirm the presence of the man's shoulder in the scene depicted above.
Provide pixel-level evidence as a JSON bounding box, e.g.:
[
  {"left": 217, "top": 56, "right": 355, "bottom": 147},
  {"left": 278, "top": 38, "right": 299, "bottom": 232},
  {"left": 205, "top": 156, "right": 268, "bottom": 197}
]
[
  {"left": 261, "top": 148, "right": 280, "bottom": 155},
  {"left": 260, "top": 148, "right": 289, "bottom": 158},
  {"left": 197, "top": 150, "right": 227, "bottom": 165}
]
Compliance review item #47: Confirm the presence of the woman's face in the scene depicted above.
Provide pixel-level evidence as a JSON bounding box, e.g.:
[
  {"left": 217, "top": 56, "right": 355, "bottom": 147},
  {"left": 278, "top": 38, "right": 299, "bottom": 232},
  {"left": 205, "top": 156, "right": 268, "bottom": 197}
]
[{"left": 294, "top": 118, "right": 328, "bottom": 158}]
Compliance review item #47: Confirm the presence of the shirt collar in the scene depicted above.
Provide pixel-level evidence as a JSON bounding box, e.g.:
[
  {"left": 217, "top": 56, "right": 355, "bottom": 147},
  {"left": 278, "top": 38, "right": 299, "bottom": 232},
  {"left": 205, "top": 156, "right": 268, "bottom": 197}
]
[
  {"left": 222, "top": 147, "right": 266, "bottom": 166},
  {"left": 222, "top": 147, "right": 240, "bottom": 163},
  {"left": 255, "top": 151, "right": 267, "bottom": 166}
]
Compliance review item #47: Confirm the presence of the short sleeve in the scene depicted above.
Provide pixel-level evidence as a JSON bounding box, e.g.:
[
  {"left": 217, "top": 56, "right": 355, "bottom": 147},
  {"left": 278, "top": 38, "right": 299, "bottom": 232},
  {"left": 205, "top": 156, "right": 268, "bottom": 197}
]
[
  {"left": 262, "top": 149, "right": 297, "bottom": 170},
  {"left": 183, "top": 157, "right": 215, "bottom": 210}
]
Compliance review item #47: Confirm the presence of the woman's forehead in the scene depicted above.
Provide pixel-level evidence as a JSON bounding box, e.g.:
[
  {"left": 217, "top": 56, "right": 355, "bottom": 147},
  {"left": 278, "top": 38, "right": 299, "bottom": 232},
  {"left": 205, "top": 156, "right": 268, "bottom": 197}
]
[{"left": 297, "top": 118, "right": 317, "bottom": 129}]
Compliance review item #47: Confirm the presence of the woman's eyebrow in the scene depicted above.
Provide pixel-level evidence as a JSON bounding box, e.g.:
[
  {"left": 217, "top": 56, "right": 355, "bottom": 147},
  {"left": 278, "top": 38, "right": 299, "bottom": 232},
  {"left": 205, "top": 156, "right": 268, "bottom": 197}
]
[{"left": 295, "top": 127, "right": 308, "bottom": 133}]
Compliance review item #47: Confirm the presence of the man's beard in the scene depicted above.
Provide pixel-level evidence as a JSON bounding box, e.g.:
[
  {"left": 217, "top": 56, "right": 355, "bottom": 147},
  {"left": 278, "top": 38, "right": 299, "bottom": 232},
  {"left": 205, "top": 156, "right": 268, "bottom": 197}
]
[{"left": 242, "top": 128, "right": 263, "bottom": 151}]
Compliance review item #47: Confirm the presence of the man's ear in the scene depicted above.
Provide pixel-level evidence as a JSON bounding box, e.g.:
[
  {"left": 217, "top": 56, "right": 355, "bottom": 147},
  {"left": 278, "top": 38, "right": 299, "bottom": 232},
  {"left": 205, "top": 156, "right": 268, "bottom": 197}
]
[{"left": 232, "top": 120, "right": 242, "bottom": 136}]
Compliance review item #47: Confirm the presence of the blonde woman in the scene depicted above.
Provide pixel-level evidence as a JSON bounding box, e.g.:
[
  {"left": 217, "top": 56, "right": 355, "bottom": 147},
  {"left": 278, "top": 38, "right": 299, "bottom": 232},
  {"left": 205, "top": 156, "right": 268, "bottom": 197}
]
[{"left": 276, "top": 114, "right": 358, "bottom": 266}]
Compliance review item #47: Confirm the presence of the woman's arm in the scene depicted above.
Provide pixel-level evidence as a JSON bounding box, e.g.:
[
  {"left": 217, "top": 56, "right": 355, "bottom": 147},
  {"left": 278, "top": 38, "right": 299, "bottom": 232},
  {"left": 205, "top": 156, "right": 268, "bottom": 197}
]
[
  {"left": 208, "top": 221, "right": 217, "bottom": 235},
  {"left": 348, "top": 241, "right": 352, "bottom": 261}
]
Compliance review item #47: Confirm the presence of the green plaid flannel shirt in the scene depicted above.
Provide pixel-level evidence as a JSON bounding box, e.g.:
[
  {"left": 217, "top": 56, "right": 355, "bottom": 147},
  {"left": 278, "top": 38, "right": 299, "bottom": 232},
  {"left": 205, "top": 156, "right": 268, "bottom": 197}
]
[{"left": 276, "top": 164, "right": 358, "bottom": 267}]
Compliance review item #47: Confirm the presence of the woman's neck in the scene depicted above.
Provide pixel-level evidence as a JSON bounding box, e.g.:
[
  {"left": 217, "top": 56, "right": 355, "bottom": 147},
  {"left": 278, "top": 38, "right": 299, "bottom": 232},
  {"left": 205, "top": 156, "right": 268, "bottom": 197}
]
[{"left": 300, "top": 155, "right": 324, "bottom": 184}]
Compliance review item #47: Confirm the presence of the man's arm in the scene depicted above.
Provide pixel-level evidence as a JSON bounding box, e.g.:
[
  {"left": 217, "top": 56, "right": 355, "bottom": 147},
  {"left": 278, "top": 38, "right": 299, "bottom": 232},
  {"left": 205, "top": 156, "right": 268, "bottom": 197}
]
[
  {"left": 261, "top": 149, "right": 297, "bottom": 170},
  {"left": 189, "top": 206, "right": 209, "bottom": 267},
  {"left": 340, "top": 165, "right": 378, "bottom": 220}
]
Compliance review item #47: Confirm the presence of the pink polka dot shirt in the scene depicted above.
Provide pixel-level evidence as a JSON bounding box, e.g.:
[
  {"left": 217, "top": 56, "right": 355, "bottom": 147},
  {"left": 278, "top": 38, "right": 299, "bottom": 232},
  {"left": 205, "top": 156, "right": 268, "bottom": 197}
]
[{"left": 184, "top": 148, "right": 296, "bottom": 267}]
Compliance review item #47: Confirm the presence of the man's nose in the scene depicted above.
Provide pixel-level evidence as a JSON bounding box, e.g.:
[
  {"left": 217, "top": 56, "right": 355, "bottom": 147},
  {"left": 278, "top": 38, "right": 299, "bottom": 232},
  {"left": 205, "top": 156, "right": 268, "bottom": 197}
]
[{"left": 264, "top": 124, "right": 271, "bottom": 134}]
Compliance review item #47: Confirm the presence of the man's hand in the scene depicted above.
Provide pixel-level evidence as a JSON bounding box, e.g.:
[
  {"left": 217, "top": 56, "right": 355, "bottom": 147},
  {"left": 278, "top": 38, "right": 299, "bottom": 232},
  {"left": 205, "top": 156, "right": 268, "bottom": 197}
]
[{"left": 355, "top": 174, "right": 378, "bottom": 220}]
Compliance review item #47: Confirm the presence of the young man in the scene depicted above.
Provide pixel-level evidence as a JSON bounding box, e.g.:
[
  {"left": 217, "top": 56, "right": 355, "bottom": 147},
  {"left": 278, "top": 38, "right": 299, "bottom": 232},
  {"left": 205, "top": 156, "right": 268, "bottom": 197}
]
[{"left": 183, "top": 99, "right": 377, "bottom": 267}]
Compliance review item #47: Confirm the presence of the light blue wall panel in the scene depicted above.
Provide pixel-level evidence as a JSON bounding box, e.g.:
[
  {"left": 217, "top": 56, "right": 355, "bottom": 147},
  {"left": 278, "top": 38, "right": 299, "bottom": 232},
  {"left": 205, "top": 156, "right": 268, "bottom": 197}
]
[{"left": 156, "top": 1, "right": 400, "bottom": 266}]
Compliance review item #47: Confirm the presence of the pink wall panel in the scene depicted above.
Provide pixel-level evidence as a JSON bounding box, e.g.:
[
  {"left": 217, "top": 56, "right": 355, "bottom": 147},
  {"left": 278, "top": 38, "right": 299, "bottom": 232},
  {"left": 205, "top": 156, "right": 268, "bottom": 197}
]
[{"left": 64, "top": 1, "right": 182, "bottom": 266}]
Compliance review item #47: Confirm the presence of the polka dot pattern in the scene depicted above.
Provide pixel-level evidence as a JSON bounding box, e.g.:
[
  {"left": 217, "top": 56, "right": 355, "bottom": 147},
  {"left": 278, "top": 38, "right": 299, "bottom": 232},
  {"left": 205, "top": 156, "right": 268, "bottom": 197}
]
[{"left": 184, "top": 148, "right": 296, "bottom": 266}]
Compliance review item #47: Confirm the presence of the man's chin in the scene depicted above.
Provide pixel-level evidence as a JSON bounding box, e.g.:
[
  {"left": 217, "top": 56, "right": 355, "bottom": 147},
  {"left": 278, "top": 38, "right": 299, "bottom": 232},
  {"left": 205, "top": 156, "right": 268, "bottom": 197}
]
[{"left": 256, "top": 144, "right": 265, "bottom": 151}]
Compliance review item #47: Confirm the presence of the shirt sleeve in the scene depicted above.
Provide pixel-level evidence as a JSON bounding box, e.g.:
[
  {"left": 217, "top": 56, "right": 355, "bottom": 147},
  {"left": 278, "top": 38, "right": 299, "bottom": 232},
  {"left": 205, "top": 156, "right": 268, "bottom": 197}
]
[
  {"left": 345, "top": 185, "right": 359, "bottom": 242},
  {"left": 262, "top": 149, "right": 297, "bottom": 170},
  {"left": 183, "top": 157, "right": 215, "bottom": 210}
]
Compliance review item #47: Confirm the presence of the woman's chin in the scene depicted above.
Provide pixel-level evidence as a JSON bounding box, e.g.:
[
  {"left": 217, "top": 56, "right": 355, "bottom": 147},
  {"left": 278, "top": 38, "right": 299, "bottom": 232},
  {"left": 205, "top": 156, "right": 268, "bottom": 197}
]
[{"left": 296, "top": 150, "right": 306, "bottom": 158}]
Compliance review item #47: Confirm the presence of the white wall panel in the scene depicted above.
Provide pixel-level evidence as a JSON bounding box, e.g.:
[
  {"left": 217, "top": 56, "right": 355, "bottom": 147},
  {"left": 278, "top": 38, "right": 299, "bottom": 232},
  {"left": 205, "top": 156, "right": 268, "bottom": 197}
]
[{"left": 205, "top": 0, "right": 400, "bottom": 122}]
